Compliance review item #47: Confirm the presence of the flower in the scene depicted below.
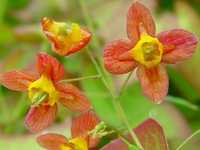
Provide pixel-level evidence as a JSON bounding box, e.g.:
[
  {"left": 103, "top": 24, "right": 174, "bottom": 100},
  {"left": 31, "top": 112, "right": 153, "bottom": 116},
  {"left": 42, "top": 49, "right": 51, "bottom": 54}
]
[
  {"left": 42, "top": 17, "right": 92, "bottom": 56},
  {"left": 103, "top": 2, "right": 198, "bottom": 103},
  {"left": 0, "top": 53, "right": 92, "bottom": 132},
  {"left": 36, "top": 111, "right": 101, "bottom": 150}
]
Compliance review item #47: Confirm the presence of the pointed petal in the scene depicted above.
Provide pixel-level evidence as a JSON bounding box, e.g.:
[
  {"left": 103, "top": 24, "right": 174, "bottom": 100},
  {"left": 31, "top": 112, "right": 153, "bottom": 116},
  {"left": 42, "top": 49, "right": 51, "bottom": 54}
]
[
  {"left": 0, "top": 70, "right": 38, "bottom": 92},
  {"left": 56, "top": 82, "right": 92, "bottom": 112},
  {"left": 37, "top": 133, "right": 70, "bottom": 150},
  {"left": 137, "top": 63, "right": 168, "bottom": 103},
  {"left": 157, "top": 29, "right": 198, "bottom": 64},
  {"left": 103, "top": 39, "right": 138, "bottom": 74},
  {"left": 127, "top": 2, "right": 156, "bottom": 45},
  {"left": 37, "top": 53, "right": 65, "bottom": 83},
  {"left": 71, "top": 112, "right": 101, "bottom": 148},
  {"left": 25, "top": 104, "right": 58, "bottom": 132}
]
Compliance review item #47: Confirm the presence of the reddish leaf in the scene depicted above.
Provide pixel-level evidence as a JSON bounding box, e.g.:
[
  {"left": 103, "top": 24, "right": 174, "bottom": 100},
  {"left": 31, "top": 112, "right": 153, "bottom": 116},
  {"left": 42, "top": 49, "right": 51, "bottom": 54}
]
[
  {"left": 157, "top": 29, "right": 198, "bottom": 64},
  {"left": 103, "top": 39, "right": 138, "bottom": 74},
  {"left": 102, "top": 118, "right": 169, "bottom": 150},
  {"left": 126, "top": 2, "right": 156, "bottom": 45},
  {"left": 25, "top": 104, "right": 58, "bottom": 132},
  {"left": 71, "top": 112, "right": 101, "bottom": 148},
  {"left": 37, "top": 53, "right": 65, "bottom": 83},
  {"left": 37, "top": 133, "right": 71, "bottom": 150},
  {"left": 137, "top": 63, "right": 168, "bottom": 103},
  {"left": 56, "top": 82, "right": 92, "bottom": 112},
  {"left": 0, "top": 70, "right": 38, "bottom": 92}
]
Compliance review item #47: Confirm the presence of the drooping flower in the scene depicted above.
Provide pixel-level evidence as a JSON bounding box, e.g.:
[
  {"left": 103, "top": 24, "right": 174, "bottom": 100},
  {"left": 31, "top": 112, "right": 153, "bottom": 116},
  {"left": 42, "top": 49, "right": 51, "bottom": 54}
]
[
  {"left": 37, "top": 111, "right": 101, "bottom": 150},
  {"left": 0, "top": 53, "right": 92, "bottom": 132},
  {"left": 103, "top": 2, "right": 198, "bottom": 103},
  {"left": 42, "top": 17, "right": 92, "bottom": 56}
]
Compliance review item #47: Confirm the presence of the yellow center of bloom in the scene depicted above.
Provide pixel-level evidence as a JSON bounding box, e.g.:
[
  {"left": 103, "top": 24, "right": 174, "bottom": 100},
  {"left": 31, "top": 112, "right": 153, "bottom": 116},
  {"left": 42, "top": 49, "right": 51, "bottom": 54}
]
[
  {"left": 28, "top": 75, "right": 60, "bottom": 107},
  {"left": 60, "top": 137, "right": 88, "bottom": 150},
  {"left": 130, "top": 34, "right": 163, "bottom": 68}
]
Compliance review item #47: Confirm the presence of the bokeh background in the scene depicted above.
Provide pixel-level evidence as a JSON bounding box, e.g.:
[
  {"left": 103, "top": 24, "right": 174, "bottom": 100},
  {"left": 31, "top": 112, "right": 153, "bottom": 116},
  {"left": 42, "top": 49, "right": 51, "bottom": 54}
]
[{"left": 0, "top": 0, "right": 200, "bottom": 149}]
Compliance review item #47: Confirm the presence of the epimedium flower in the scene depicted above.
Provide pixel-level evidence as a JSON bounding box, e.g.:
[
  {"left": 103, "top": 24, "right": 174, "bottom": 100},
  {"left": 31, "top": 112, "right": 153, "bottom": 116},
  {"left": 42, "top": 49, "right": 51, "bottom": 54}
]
[
  {"left": 103, "top": 2, "right": 198, "bottom": 103},
  {"left": 42, "top": 17, "right": 92, "bottom": 56},
  {"left": 37, "top": 111, "right": 101, "bottom": 150},
  {"left": 0, "top": 53, "right": 92, "bottom": 132}
]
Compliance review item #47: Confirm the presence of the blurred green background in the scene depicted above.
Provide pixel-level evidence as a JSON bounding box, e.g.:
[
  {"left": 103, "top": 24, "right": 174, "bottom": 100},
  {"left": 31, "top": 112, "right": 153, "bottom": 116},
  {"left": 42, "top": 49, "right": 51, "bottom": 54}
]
[{"left": 0, "top": 0, "right": 200, "bottom": 149}]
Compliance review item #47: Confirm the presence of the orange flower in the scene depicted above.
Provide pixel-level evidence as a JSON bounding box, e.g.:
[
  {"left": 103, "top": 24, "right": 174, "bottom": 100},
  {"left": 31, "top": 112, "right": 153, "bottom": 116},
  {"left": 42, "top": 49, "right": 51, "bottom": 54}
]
[
  {"left": 37, "top": 112, "right": 101, "bottom": 150},
  {"left": 103, "top": 2, "right": 198, "bottom": 103},
  {"left": 42, "top": 17, "right": 92, "bottom": 56},
  {"left": 0, "top": 53, "right": 92, "bottom": 132}
]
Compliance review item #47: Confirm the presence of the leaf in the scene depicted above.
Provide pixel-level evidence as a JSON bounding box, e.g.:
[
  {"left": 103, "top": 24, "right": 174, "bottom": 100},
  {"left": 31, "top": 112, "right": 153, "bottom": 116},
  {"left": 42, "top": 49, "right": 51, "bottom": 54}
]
[{"left": 102, "top": 118, "right": 169, "bottom": 150}]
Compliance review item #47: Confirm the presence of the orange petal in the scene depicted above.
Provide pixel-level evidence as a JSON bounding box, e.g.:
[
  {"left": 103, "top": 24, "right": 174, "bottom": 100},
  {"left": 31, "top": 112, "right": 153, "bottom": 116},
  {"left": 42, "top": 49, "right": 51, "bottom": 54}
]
[
  {"left": 42, "top": 17, "right": 92, "bottom": 56},
  {"left": 37, "top": 53, "right": 65, "bottom": 83},
  {"left": 157, "top": 29, "right": 198, "bottom": 64},
  {"left": 137, "top": 63, "right": 168, "bottom": 103},
  {"left": 37, "top": 133, "right": 71, "bottom": 150},
  {"left": 25, "top": 104, "right": 58, "bottom": 132},
  {"left": 127, "top": 2, "right": 156, "bottom": 45},
  {"left": 0, "top": 70, "right": 38, "bottom": 92},
  {"left": 103, "top": 39, "right": 138, "bottom": 74},
  {"left": 56, "top": 82, "right": 92, "bottom": 112},
  {"left": 71, "top": 112, "right": 101, "bottom": 148}
]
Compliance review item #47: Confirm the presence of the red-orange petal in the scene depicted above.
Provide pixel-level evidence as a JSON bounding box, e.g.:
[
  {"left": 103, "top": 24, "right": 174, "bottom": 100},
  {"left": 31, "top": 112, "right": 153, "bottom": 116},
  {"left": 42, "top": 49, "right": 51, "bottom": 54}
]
[
  {"left": 25, "top": 103, "right": 58, "bottom": 132},
  {"left": 71, "top": 111, "right": 101, "bottom": 148},
  {"left": 37, "top": 53, "right": 65, "bottom": 83},
  {"left": 42, "top": 17, "right": 92, "bottom": 56},
  {"left": 126, "top": 2, "right": 156, "bottom": 45},
  {"left": 137, "top": 63, "right": 168, "bottom": 103},
  {"left": 56, "top": 82, "right": 92, "bottom": 112},
  {"left": 0, "top": 70, "right": 38, "bottom": 92},
  {"left": 37, "top": 133, "right": 70, "bottom": 150},
  {"left": 103, "top": 39, "right": 138, "bottom": 74},
  {"left": 157, "top": 29, "right": 198, "bottom": 64}
]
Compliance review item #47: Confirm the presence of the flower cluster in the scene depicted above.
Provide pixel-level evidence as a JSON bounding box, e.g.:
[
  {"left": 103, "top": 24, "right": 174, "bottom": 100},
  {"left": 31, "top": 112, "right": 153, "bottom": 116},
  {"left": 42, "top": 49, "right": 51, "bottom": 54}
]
[{"left": 0, "top": 1, "right": 198, "bottom": 150}]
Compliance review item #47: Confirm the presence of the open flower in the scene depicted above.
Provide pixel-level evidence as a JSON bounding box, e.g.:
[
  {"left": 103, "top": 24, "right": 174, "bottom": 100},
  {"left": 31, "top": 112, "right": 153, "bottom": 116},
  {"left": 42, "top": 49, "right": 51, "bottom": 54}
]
[
  {"left": 0, "top": 53, "right": 92, "bottom": 132},
  {"left": 42, "top": 17, "right": 92, "bottom": 56},
  {"left": 103, "top": 2, "right": 198, "bottom": 103},
  {"left": 37, "top": 111, "right": 101, "bottom": 150}
]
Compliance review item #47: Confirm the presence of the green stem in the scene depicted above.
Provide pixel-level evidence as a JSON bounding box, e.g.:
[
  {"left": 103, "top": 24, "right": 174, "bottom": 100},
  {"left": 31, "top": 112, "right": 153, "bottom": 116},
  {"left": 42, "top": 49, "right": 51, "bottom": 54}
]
[
  {"left": 176, "top": 130, "right": 200, "bottom": 150},
  {"left": 59, "top": 75, "right": 100, "bottom": 83},
  {"left": 86, "top": 47, "right": 116, "bottom": 98},
  {"left": 118, "top": 70, "right": 135, "bottom": 97}
]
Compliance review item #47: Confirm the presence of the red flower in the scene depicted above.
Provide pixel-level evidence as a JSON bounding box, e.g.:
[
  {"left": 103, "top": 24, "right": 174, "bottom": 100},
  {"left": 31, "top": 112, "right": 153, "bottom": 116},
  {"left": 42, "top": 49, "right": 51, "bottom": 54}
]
[
  {"left": 0, "top": 53, "right": 92, "bottom": 132},
  {"left": 36, "top": 112, "right": 101, "bottom": 150},
  {"left": 103, "top": 2, "right": 198, "bottom": 103},
  {"left": 42, "top": 17, "right": 92, "bottom": 56}
]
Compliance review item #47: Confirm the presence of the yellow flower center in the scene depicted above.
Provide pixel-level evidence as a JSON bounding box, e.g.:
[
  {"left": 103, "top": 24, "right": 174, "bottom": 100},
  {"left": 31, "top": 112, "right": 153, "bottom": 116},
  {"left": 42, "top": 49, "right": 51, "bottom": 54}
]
[
  {"left": 130, "top": 34, "right": 163, "bottom": 68},
  {"left": 28, "top": 75, "right": 60, "bottom": 107},
  {"left": 60, "top": 137, "right": 88, "bottom": 150}
]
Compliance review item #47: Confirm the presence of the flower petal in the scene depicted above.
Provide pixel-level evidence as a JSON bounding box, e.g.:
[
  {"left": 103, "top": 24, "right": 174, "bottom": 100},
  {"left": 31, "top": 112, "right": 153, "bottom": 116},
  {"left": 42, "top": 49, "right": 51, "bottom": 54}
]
[
  {"left": 42, "top": 17, "right": 92, "bottom": 56},
  {"left": 25, "top": 104, "right": 58, "bottom": 132},
  {"left": 127, "top": 2, "right": 156, "bottom": 45},
  {"left": 71, "top": 112, "right": 101, "bottom": 148},
  {"left": 56, "top": 82, "right": 92, "bottom": 112},
  {"left": 0, "top": 70, "right": 38, "bottom": 92},
  {"left": 137, "top": 63, "right": 168, "bottom": 103},
  {"left": 37, "top": 133, "right": 71, "bottom": 150},
  {"left": 37, "top": 53, "right": 65, "bottom": 83},
  {"left": 157, "top": 29, "right": 198, "bottom": 64},
  {"left": 103, "top": 39, "right": 138, "bottom": 74}
]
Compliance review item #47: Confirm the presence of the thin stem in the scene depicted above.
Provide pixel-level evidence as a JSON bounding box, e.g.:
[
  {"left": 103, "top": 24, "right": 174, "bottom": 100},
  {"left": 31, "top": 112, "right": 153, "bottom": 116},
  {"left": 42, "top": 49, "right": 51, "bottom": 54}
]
[
  {"left": 86, "top": 47, "right": 116, "bottom": 98},
  {"left": 59, "top": 75, "right": 100, "bottom": 83},
  {"left": 176, "top": 130, "right": 200, "bottom": 150},
  {"left": 118, "top": 70, "right": 135, "bottom": 97}
]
